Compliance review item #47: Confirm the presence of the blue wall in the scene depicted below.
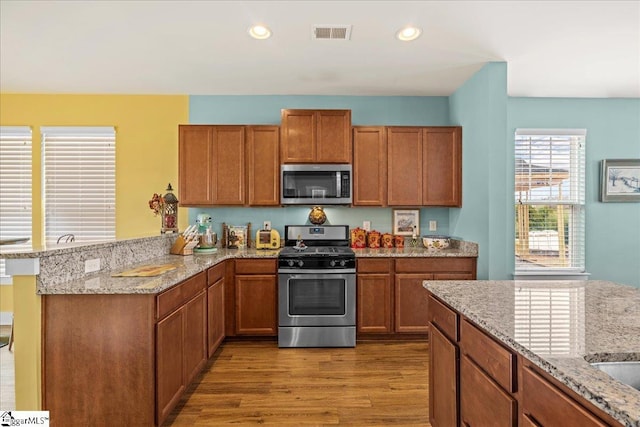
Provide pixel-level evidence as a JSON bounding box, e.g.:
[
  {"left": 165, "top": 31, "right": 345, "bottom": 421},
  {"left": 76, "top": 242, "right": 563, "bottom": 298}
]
[
  {"left": 448, "top": 63, "right": 509, "bottom": 280},
  {"left": 188, "top": 95, "right": 452, "bottom": 239},
  {"left": 509, "top": 97, "right": 640, "bottom": 288},
  {"left": 186, "top": 89, "right": 640, "bottom": 288}
]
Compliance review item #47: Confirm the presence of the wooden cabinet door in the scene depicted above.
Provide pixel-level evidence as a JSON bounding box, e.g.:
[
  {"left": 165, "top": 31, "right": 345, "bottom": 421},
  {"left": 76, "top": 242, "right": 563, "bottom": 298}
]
[
  {"left": 246, "top": 125, "right": 280, "bottom": 206},
  {"left": 212, "top": 126, "right": 245, "bottom": 205},
  {"left": 460, "top": 355, "right": 517, "bottom": 426},
  {"left": 394, "top": 273, "right": 432, "bottom": 333},
  {"left": 316, "top": 110, "right": 352, "bottom": 163},
  {"left": 521, "top": 366, "right": 607, "bottom": 427},
  {"left": 183, "top": 291, "right": 207, "bottom": 386},
  {"left": 156, "top": 308, "right": 185, "bottom": 425},
  {"left": 429, "top": 325, "right": 459, "bottom": 427},
  {"left": 423, "top": 127, "right": 462, "bottom": 207},
  {"left": 353, "top": 126, "right": 386, "bottom": 206},
  {"left": 357, "top": 273, "right": 392, "bottom": 333},
  {"left": 207, "top": 278, "right": 225, "bottom": 357},
  {"left": 387, "top": 127, "right": 423, "bottom": 206},
  {"left": 179, "top": 125, "right": 213, "bottom": 205},
  {"left": 235, "top": 274, "right": 277, "bottom": 335},
  {"left": 281, "top": 109, "right": 315, "bottom": 163}
]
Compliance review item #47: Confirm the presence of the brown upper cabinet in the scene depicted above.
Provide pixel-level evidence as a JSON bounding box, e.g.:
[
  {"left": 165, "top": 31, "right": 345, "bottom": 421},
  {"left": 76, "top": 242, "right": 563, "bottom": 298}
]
[
  {"left": 353, "top": 127, "right": 387, "bottom": 206},
  {"left": 179, "top": 125, "right": 279, "bottom": 206},
  {"left": 246, "top": 125, "right": 280, "bottom": 206},
  {"left": 387, "top": 126, "right": 462, "bottom": 207},
  {"left": 280, "top": 109, "right": 352, "bottom": 163}
]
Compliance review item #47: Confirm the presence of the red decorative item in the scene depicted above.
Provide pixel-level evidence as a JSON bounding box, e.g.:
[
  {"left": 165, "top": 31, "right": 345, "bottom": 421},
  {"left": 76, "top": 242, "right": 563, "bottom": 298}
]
[
  {"left": 350, "top": 227, "right": 367, "bottom": 248},
  {"left": 367, "top": 230, "right": 381, "bottom": 248},
  {"left": 382, "top": 233, "right": 393, "bottom": 248}
]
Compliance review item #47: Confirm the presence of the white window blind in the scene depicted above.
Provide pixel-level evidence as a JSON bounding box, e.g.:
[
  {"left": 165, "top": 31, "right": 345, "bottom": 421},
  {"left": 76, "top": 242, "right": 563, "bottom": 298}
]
[
  {"left": 42, "top": 127, "right": 115, "bottom": 246},
  {"left": 0, "top": 127, "right": 33, "bottom": 277},
  {"left": 515, "top": 129, "right": 586, "bottom": 271},
  {"left": 514, "top": 285, "right": 585, "bottom": 357}
]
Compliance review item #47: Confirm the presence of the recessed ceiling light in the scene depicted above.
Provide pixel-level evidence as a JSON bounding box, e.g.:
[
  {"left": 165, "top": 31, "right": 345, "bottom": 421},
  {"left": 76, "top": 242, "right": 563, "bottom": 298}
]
[
  {"left": 249, "top": 24, "right": 272, "bottom": 40},
  {"left": 396, "top": 26, "right": 422, "bottom": 41}
]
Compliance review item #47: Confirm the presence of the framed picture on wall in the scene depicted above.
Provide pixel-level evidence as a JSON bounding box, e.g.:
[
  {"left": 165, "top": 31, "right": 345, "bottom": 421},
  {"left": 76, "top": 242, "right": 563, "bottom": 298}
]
[
  {"left": 600, "top": 159, "right": 640, "bottom": 202},
  {"left": 393, "top": 209, "right": 420, "bottom": 235}
]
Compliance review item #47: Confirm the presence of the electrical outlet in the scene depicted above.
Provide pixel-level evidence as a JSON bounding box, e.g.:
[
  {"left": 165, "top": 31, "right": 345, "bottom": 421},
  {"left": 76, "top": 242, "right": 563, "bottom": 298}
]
[
  {"left": 363, "top": 221, "right": 371, "bottom": 231},
  {"left": 84, "top": 258, "right": 100, "bottom": 273},
  {"left": 429, "top": 220, "right": 437, "bottom": 231},
  {"left": 263, "top": 221, "right": 271, "bottom": 230}
]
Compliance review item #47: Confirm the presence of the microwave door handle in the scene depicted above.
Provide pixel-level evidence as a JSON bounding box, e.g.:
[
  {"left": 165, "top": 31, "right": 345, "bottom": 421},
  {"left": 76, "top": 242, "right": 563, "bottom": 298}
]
[{"left": 336, "top": 172, "right": 341, "bottom": 197}]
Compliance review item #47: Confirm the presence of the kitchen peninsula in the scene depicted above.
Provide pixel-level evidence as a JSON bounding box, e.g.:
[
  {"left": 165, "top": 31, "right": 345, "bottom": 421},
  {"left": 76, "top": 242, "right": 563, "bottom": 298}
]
[
  {"left": 3, "top": 234, "right": 477, "bottom": 426},
  {"left": 425, "top": 280, "right": 640, "bottom": 427}
]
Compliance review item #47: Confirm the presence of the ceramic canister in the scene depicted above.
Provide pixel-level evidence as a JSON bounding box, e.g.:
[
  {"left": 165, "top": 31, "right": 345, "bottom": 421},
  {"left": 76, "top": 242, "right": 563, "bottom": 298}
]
[
  {"left": 382, "top": 233, "right": 393, "bottom": 248},
  {"left": 394, "top": 235, "right": 405, "bottom": 248},
  {"left": 350, "top": 227, "right": 367, "bottom": 248},
  {"left": 367, "top": 230, "right": 381, "bottom": 248}
]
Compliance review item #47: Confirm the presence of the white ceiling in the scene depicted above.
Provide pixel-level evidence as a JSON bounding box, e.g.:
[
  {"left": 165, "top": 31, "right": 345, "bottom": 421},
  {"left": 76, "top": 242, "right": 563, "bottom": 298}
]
[{"left": 1, "top": 1, "right": 638, "bottom": 98}]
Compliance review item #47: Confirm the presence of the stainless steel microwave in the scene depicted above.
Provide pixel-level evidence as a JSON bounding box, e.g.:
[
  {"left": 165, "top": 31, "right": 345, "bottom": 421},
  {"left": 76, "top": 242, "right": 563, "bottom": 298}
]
[{"left": 281, "top": 164, "right": 352, "bottom": 205}]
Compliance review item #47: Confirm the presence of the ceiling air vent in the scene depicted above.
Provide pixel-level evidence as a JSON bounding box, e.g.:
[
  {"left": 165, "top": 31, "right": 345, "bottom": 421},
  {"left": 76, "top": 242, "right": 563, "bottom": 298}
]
[{"left": 312, "top": 25, "right": 352, "bottom": 40}]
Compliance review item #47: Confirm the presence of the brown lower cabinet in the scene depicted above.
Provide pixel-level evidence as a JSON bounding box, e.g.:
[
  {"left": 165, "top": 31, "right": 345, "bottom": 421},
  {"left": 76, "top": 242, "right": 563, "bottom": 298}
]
[
  {"left": 356, "top": 257, "right": 477, "bottom": 337},
  {"left": 426, "top": 293, "right": 622, "bottom": 427},
  {"left": 156, "top": 289, "right": 207, "bottom": 424},
  {"left": 42, "top": 265, "right": 227, "bottom": 427},
  {"left": 233, "top": 258, "right": 277, "bottom": 336}
]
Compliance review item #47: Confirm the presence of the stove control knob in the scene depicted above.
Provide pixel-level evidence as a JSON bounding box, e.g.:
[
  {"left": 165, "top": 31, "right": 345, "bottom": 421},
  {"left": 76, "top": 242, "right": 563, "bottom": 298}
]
[
  {"left": 297, "top": 260, "right": 304, "bottom": 267},
  {"left": 287, "top": 260, "right": 295, "bottom": 267},
  {"left": 339, "top": 260, "right": 347, "bottom": 267},
  {"left": 329, "top": 260, "right": 336, "bottom": 267}
]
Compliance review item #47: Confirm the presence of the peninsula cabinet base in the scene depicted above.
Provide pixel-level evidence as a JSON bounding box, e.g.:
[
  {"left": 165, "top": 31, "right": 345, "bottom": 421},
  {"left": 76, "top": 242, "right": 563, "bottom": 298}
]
[{"left": 43, "top": 294, "right": 156, "bottom": 426}]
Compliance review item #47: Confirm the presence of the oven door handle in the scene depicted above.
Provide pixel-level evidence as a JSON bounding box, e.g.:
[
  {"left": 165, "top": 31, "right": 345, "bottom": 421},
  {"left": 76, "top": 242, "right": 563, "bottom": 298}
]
[{"left": 278, "top": 268, "right": 356, "bottom": 275}]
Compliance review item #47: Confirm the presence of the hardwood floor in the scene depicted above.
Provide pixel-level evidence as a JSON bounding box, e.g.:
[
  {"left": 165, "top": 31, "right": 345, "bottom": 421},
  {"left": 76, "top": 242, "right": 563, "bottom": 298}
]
[{"left": 165, "top": 340, "right": 431, "bottom": 426}]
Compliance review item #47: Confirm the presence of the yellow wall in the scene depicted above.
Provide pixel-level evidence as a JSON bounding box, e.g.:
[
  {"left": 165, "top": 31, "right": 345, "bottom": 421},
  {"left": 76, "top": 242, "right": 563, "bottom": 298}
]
[
  {"left": 0, "top": 286, "right": 13, "bottom": 312},
  {"left": 0, "top": 93, "right": 189, "bottom": 408},
  {"left": 0, "top": 94, "right": 190, "bottom": 244}
]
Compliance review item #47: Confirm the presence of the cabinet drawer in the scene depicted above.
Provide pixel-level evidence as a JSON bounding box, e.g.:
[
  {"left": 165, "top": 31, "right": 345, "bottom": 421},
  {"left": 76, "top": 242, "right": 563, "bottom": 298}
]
[
  {"left": 357, "top": 258, "right": 391, "bottom": 273},
  {"left": 235, "top": 258, "right": 276, "bottom": 274},
  {"left": 460, "top": 319, "right": 516, "bottom": 392},
  {"left": 395, "top": 257, "right": 475, "bottom": 273},
  {"left": 428, "top": 295, "right": 458, "bottom": 341},
  {"left": 207, "top": 261, "right": 226, "bottom": 285},
  {"left": 522, "top": 366, "right": 607, "bottom": 427},
  {"left": 157, "top": 272, "right": 206, "bottom": 320},
  {"left": 460, "top": 355, "right": 517, "bottom": 427}
]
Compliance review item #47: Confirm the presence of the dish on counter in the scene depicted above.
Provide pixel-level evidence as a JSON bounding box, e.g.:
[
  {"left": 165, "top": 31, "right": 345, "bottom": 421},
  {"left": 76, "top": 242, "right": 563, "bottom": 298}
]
[{"left": 422, "top": 235, "right": 451, "bottom": 249}]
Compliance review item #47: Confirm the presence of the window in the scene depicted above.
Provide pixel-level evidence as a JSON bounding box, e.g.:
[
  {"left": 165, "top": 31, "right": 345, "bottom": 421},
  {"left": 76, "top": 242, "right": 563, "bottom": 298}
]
[
  {"left": 0, "top": 127, "right": 32, "bottom": 278},
  {"left": 42, "top": 127, "right": 116, "bottom": 246},
  {"left": 515, "top": 129, "right": 586, "bottom": 272}
]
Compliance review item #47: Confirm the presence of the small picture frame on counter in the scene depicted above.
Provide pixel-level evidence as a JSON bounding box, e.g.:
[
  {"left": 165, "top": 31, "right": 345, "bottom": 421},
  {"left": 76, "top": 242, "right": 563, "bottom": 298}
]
[
  {"left": 392, "top": 209, "right": 420, "bottom": 236},
  {"left": 600, "top": 159, "right": 640, "bottom": 202}
]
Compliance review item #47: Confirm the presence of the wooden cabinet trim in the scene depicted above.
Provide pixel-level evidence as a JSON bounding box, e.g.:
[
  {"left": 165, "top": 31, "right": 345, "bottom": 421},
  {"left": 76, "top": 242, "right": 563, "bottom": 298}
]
[
  {"left": 207, "top": 261, "right": 226, "bottom": 285},
  {"left": 235, "top": 258, "right": 277, "bottom": 274},
  {"left": 395, "top": 257, "right": 476, "bottom": 273},
  {"left": 429, "top": 324, "right": 459, "bottom": 427},
  {"left": 157, "top": 271, "right": 206, "bottom": 320},
  {"left": 521, "top": 365, "right": 607, "bottom": 427},
  {"left": 460, "top": 354, "right": 517, "bottom": 427},
  {"left": 357, "top": 258, "right": 392, "bottom": 273},
  {"left": 428, "top": 294, "right": 459, "bottom": 342},
  {"left": 460, "top": 318, "right": 516, "bottom": 393}
]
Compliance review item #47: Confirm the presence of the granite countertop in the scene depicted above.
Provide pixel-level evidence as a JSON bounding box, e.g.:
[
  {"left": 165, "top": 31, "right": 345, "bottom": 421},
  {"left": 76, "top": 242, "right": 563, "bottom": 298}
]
[
  {"left": 38, "top": 248, "right": 279, "bottom": 295},
  {"left": 424, "top": 280, "right": 640, "bottom": 427}
]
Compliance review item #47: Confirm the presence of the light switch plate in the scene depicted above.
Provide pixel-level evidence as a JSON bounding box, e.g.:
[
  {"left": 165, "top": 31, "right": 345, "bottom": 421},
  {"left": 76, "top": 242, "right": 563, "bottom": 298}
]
[
  {"left": 363, "top": 221, "right": 371, "bottom": 231},
  {"left": 429, "top": 220, "right": 437, "bottom": 231},
  {"left": 84, "top": 258, "right": 100, "bottom": 273},
  {"left": 263, "top": 221, "right": 271, "bottom": 230}
]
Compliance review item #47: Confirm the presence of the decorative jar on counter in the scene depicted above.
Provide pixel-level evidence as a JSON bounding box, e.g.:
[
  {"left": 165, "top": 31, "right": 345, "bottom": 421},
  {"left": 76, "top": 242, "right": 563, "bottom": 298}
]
[
  {"left": 367, "top": 230, "right": 381, "bottom": 248},
  {"left": 350, "top": 227, "right": 367, "bottom": 248},
  {"left": 381, "top": 233, "right": 393, "bottom": 248}
]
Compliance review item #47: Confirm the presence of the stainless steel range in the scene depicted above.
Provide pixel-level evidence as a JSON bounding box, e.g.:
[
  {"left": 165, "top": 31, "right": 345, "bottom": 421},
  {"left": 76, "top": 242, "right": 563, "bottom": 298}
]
[{"left": 278, "top": 225, "right": 356, "bottom": 348}]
